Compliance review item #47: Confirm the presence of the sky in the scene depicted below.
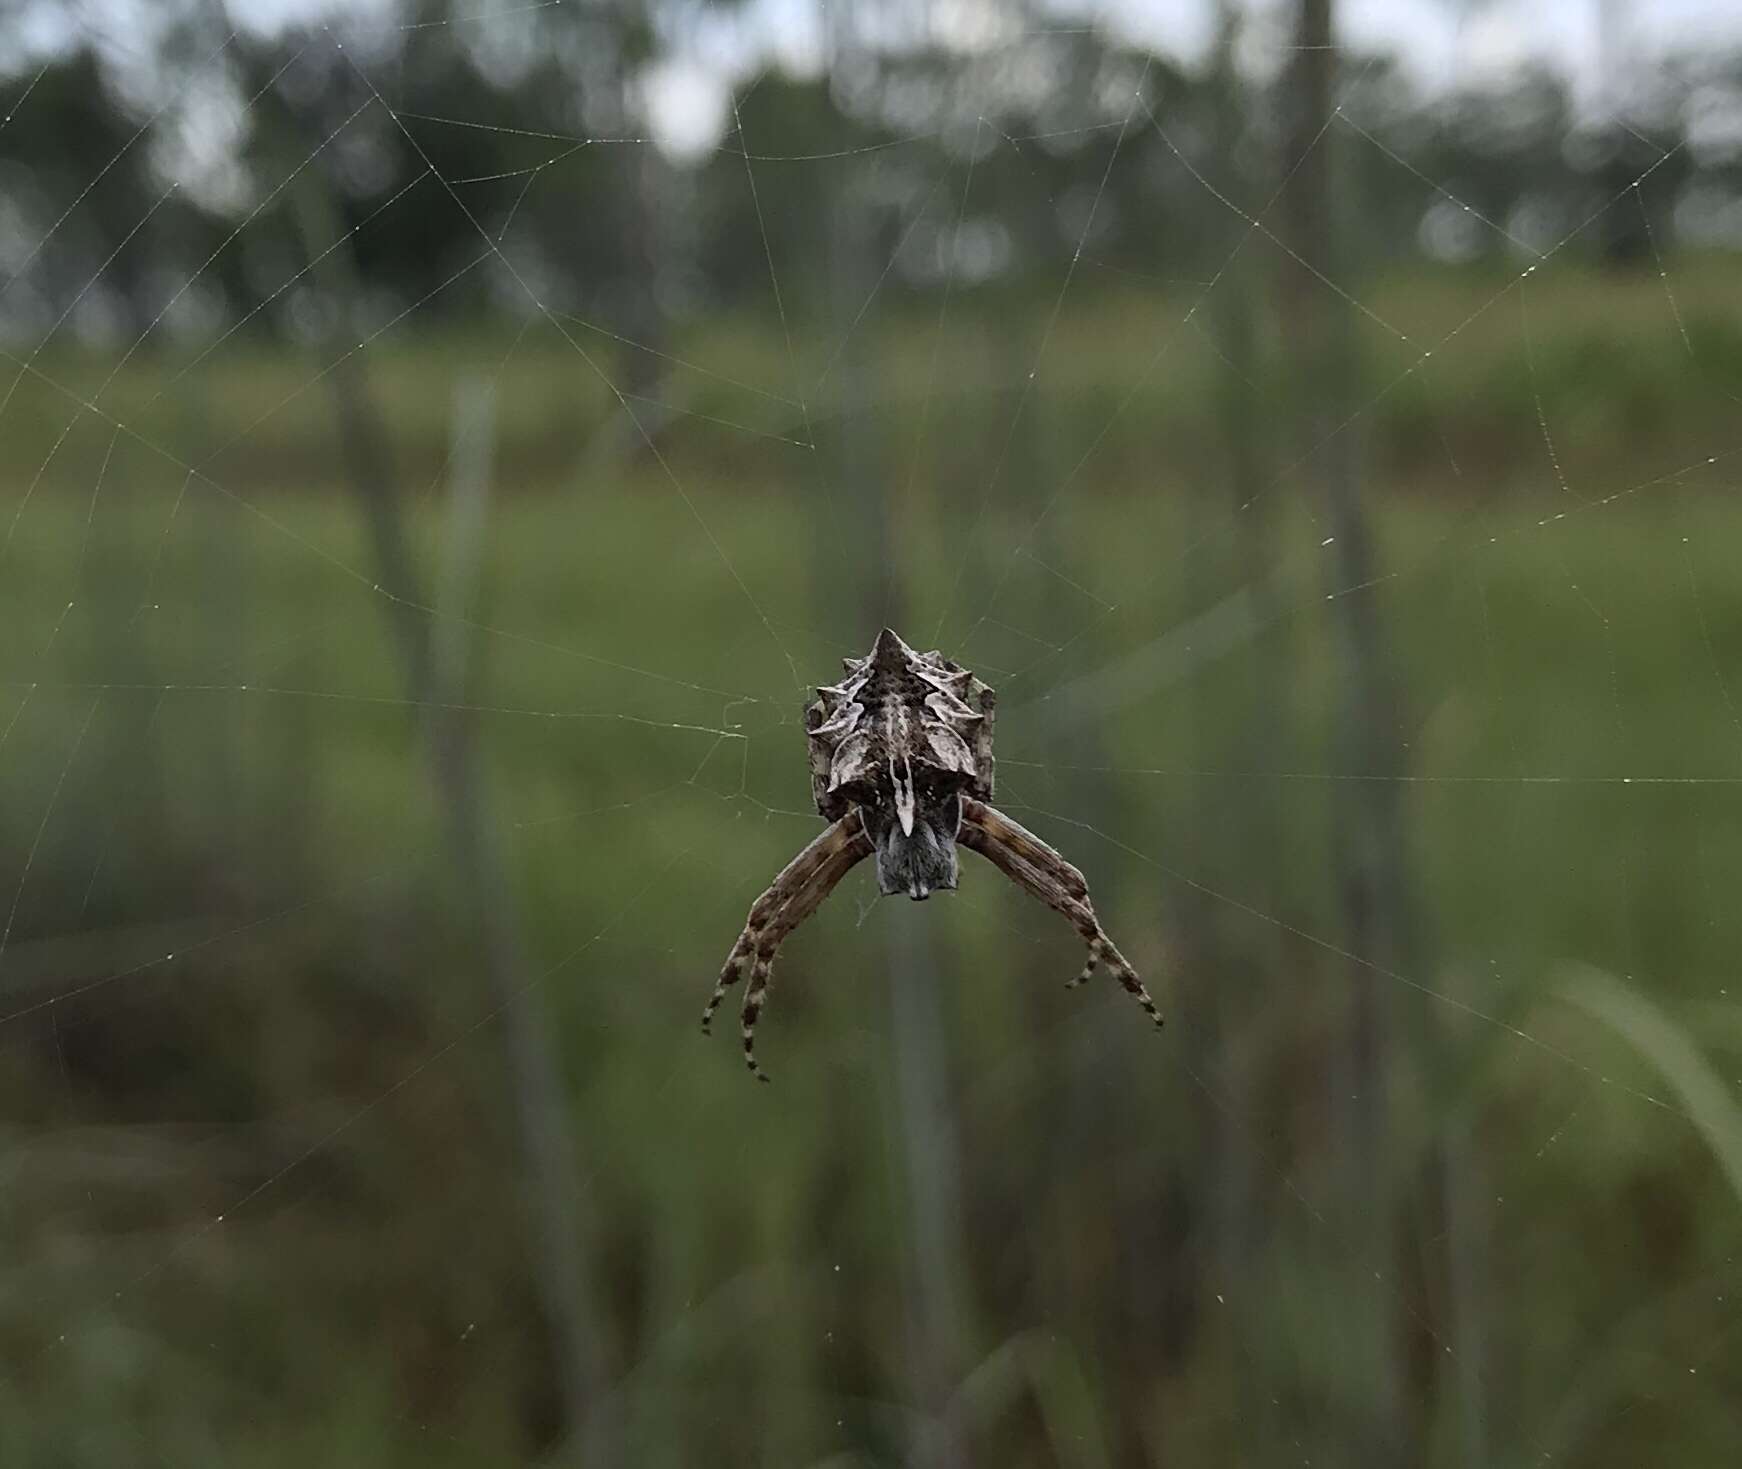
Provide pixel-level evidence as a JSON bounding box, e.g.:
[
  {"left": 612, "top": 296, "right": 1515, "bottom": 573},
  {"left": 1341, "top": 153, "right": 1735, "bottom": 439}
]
[
  {"left": 10, "top": 0, "right": 1742, "bottom": 157},
  {"left": 640, "top": 0, "right": 1742, "bottom": 155}
]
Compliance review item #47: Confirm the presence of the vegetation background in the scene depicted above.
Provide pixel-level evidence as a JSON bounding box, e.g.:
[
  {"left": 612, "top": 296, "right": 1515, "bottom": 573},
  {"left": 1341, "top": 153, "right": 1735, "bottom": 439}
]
[{"left": 2, "top": 0, "right": 1741, "bottom": 1463}]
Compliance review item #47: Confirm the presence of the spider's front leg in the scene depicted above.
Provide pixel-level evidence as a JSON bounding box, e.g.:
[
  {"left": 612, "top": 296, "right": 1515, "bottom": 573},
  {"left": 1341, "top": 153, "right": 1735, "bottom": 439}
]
[
  {"left": 958, "top": 797, "right": 1163, "bottom": 1030},
  {"left": 702, "top": 813, "right": 872, "bottom": 1079}
]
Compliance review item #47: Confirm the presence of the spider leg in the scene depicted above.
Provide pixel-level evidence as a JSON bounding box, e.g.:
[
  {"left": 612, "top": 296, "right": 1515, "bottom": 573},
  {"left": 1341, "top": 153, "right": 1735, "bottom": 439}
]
[
  {"left": 1065, "top": 950, "right": 1099, "bottom": 990},
  {"left": 958, "top": 798, "right": 1163, "bottom": 1030},
  {"left": 701, "top": 814, "right": 864, "bottom": 1034},
  {"left": 703, "top": 813, "right": 872, "bottom": 1078},
  {"left": 738, "top": 950, "right": 778, "bottom": 1082},
  {"left": 700, "top": 931, "right": 754, "bottom": 1035},
  {"left": 736, "top": 826, "right": 873, "bottom": 1081}
]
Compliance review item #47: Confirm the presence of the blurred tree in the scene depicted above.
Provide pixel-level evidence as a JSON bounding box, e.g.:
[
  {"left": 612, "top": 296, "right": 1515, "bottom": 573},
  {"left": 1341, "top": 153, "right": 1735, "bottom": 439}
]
[
  {"left": 7, "top": 0, "right": 1734, "bottom": 352},
  {"left": 1280, "top": 0, "right": 1410, "bottom": 1459}
]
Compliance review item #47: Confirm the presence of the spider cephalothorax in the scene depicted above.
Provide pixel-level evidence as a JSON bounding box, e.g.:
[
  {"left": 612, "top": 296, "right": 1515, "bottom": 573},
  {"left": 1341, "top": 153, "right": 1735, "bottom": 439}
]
[{"left": 704, "top": 628, "right": 1162, "bottom": 1079}]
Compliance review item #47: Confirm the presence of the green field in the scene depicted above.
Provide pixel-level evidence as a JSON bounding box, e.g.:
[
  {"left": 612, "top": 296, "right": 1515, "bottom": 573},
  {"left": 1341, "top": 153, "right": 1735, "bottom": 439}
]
[{"left": 3, "top": 262, "right": 1742, "bottom": 1464}]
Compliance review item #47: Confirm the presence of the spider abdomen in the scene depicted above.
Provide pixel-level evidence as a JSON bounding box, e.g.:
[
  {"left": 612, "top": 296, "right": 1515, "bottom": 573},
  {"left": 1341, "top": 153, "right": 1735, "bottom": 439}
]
[{"left": 804, "top": 627, "right": 996, "bottom": 821}]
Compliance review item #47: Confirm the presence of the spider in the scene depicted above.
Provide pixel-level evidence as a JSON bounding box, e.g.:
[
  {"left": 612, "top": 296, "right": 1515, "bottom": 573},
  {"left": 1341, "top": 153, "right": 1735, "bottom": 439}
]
[{"left": 703, "top": 627, "right": 1162, "bottom": 1079}]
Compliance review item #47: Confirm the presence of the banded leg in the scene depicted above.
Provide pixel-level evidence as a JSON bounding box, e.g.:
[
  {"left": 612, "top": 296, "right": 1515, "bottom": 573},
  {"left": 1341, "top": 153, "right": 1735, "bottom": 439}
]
[
  {"left": 701, "top": 930, "right": 752, "bottom": 1036},
  {"left": 738, "top": 828, "right": 873, "bottom": 1080},
  {"left": 958, "top": 798, "right": 1163, "bottom": 1030},
  {"left": 1066, "top": 950, "right": 1099, "bottom": 990},
  {"left": 703, "top": 813, "right": 872, "bottom": 1077},
  {"left": 737, "top": 952, "right": 778, "bottom": 1081}
]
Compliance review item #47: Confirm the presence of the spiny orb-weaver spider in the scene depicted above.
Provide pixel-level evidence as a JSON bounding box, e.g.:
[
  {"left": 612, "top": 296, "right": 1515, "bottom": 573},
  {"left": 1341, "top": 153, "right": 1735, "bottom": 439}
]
[{"left": 703, "top": 627, "right": 1162, "bottom": 1079}]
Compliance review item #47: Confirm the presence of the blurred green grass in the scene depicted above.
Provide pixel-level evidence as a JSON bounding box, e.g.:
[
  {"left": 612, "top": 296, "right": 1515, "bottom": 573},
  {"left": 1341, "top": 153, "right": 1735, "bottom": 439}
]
[
  {"left": 3, "top": 262, "right": 1742, "bottom": 1464},
  {"left": 9, "top": 256, "right": 1741, "bottom": 496}
]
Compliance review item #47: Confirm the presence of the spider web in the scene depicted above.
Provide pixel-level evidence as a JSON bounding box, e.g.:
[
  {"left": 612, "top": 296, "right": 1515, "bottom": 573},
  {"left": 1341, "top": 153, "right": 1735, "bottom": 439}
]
[{"left": 2, "top": 1, "right": 1741, "bottom": 1463}]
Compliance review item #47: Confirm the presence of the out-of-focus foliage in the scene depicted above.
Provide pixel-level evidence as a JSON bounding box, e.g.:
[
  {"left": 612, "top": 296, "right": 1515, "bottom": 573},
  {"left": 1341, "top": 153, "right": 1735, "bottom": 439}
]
[{"left": 4, "top": 0, "right": 1742, "bottom": 346}]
